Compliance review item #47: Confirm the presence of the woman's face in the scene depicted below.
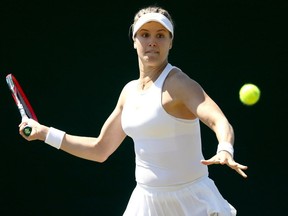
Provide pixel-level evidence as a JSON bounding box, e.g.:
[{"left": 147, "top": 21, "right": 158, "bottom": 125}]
[{"left": 134, "top": 21, "right": 172, "bottom": 66}]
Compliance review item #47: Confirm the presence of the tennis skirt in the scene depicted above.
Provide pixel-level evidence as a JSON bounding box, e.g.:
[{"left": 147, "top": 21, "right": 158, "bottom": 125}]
[{"left": 123, "top": 176, "right": 236, "bottom": 216}]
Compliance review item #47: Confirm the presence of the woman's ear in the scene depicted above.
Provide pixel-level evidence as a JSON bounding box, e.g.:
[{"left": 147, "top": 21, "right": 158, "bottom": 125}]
[
  {"left": 169, "top": 41, "right": 173, "bottom": 49},
  {"left": 133, "top": 40, "right": 137, "bottom": 49}
]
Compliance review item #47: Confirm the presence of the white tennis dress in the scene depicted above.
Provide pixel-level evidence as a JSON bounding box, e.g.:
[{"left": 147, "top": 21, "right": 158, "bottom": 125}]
[{"left": 121, "top": 63, "right": 236, "bottom": 216}]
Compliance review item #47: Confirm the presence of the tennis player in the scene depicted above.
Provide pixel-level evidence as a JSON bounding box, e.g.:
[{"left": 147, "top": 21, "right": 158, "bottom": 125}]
[{"left": 20, "top": 5, "right": 248, "bottom": 215}]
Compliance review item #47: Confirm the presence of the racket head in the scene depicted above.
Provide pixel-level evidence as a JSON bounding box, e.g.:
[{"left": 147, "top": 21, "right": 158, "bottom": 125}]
[{"left": 6, "top": 74, "right": 38, "bottom": 121}]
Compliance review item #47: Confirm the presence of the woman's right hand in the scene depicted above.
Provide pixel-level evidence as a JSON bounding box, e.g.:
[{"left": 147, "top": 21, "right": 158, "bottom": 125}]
[{"left": 19, "top": 118, "right": 49, "bottom": 141}]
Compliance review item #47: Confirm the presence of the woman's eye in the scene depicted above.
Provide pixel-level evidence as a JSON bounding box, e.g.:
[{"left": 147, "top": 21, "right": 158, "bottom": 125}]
[{"left": 140, "top": 33, "right": 166, "bottom": 38}]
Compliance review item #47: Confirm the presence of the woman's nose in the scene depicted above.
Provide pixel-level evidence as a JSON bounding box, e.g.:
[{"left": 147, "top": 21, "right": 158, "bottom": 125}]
[{"left": 149, "top": 41, "right": 157, "bottom": 47}]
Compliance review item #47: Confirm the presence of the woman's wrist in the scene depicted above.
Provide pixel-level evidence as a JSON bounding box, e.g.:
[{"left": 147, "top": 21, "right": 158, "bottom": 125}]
[
  {"left": 44, "top": 127, "right": 66, "bottom": 149},
  {"left": 217, "top": 142, "right": 234, "bottom": 157},
  {"left": 39, "top": 126, "right": 50, "bottom": 141}
]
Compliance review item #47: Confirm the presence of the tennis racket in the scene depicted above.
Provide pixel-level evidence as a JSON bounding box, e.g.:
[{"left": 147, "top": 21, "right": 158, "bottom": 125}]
[{"left": 6, "top": 74, "right": 38, "bottom": 136}]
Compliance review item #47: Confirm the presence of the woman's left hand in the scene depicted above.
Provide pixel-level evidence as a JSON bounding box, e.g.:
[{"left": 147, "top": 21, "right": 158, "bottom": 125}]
[{"left": 201, "top": 151, "right": 248, "bottom": 178}]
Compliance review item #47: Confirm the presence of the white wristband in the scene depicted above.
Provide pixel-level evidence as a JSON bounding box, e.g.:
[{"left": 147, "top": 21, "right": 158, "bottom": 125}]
[
  {"left": 45, "top": 127, "right": 66, "bottom": 149},
  {"left": 217, "top": 142, "right": 234, "bottom": 157}
]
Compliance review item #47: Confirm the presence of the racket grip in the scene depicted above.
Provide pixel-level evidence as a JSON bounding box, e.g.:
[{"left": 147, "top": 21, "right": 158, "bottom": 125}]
[{"left": 23, "top": 125, "right": 32, "bottom": 136}]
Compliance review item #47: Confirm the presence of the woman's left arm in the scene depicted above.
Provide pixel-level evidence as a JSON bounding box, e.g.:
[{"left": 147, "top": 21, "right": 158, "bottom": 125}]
[{"left": 171, "top": 71, "right": 248, "bottom": 178}]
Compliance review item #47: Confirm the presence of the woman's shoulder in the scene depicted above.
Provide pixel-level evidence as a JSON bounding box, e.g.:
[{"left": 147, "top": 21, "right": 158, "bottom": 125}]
[
  {"left": 117, "top": 80, "right": 138, "bottom": 108},
  {"left": 123, "top": 79, "right": 138, "bottom": 90},
  {"left": 168, "top": 66, "right": 196, "bottom": 84},
  {"left": 166, "top": 66, "right": 203, "bottom": 93},
  {"left": 120, "top": 80, "right": 138, "bottom": 97}
]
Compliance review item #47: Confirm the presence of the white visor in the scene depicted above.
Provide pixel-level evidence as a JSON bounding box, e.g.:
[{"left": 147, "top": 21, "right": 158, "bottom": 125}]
[{"left": 132, "top": 13, "right": 174, "bottom": 38}]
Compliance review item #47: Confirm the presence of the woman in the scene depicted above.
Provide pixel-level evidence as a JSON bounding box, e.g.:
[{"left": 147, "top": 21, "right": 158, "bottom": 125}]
[{"left": 20, "top": 6, "right": 248, "bottom": 216}]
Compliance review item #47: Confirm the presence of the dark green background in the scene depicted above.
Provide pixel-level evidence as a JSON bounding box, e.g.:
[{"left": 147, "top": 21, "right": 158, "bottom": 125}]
[{"left": 0, "top": 0, "right": 286, "bottom": 215}]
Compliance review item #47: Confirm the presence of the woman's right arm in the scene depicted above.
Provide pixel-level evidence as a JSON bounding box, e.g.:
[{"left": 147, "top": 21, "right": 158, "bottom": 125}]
[{"left": 19, "top": 86, "right": 128, "bottom": 163}]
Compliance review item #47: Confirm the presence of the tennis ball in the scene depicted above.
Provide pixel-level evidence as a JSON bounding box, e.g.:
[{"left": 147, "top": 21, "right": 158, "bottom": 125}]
[{"left": 239, "top": 83, "right": 260, "bottom": 105}]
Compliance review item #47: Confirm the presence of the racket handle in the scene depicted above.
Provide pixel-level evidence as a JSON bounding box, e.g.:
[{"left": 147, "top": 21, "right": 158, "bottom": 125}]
[{"left": 23, "top": 125, "right": 32, "bottom": 136}]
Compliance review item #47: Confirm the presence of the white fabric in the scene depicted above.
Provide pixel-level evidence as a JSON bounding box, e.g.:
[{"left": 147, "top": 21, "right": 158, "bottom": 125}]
[
  {"left": 121, "top": 63, "right": 237, "bottom": 215},
  {"left": 122, "top": 63, "right": 208, "bottom": 186},
  {"left": 45, "top": 127, "right": 65, "bottom": 149},
  {"left": 123, "top": 176, "right": 236, "bottom": 216},
  {"left": 132, "top": 13, "right": 174, "bottom": 38},
  {"left": 217, "top": 142, "right": 234, "bottom": 157}
]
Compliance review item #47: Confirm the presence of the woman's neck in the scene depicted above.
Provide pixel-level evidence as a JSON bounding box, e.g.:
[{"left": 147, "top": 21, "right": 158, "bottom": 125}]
[{"left": 138, "top": 62, "right": 168, "bottom": 90}]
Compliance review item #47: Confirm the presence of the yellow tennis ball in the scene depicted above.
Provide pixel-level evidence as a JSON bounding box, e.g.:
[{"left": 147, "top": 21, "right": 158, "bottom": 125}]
[{"left": 239, "top": 83, "right": 261, "bottom": 105}]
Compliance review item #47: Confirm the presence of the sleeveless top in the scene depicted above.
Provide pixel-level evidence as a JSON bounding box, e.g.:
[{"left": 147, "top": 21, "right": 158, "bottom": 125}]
[{"left": 121, "top": 63, "right": 208, "bottom": 187}]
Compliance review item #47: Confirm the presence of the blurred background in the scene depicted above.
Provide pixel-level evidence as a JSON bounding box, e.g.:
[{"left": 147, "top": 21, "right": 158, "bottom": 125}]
[{"left": 0, "top": 0, "right": 286, "bottom": 215}]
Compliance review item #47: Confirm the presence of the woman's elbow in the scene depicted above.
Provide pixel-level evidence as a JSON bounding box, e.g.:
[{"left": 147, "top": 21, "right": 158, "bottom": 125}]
[
  {"left": 95, "top": 154, "right": 109, "bottom": 163},
  {"left": 91, "top": 147, "right": 111, "bottom": 163}
]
